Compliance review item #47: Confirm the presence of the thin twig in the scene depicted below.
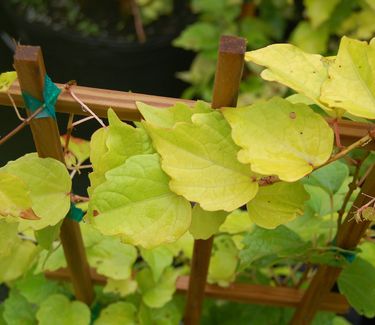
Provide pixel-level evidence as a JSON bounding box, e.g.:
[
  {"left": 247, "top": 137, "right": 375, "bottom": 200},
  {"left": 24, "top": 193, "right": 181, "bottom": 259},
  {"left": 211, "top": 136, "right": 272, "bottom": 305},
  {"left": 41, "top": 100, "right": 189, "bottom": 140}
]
[
  {"left": 130, "top": 0, "right": 146, "bottom": 43},
  {"left": 63, "top": 113, "right": 75, "bottom": 157},
  {"left": 336, "top": 152, "right": 369, "bottom": 229},
  {"left": 7, "top": 91, "right": 25, "bottom": 121},
  {"left": 0, "top": 105, "right": 45, "bottom": 146},
  {"left": 316, "top": 130, "right": 374, "bottom": 171},
  {"left": 72, "top": 115, "right": 95, "bottom": 127},
  {"left": 64, "top": 84, "right": 106, "bottom": 128},
  {"left": 295, "top": 264, "right": 312, "bottom": 289}
]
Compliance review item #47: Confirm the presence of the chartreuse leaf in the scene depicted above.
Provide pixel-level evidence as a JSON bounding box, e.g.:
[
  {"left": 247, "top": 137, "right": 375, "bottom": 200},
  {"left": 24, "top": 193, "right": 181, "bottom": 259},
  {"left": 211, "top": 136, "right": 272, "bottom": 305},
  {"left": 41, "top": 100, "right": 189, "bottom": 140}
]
[
  {"left": 0, "top": 172, "right": 32, "bottom": 219},
  {"left": 136, "top": 266, "right": 186, "bottom": 308},
  {"left": 60, "top": 135, "right": 90, "bottom": 168},
  {"left": 223, "top": 98, "right": 334, "bottom": 182},
  {"left": 320, "top": 36, "right": 375, "bottom": 119},
  {"left": 247, "top": 182, "right": 308, "bottom": 229},
  {"left": 245, "top": 44, "right": 332, "bottom": 112},
  {"left": 35, "top": 245, "right": 66, "bottom": 273},
  {"left": 86, "top": 236, "right": 137, "bottom": 280},
  {"left": 0, "top": 240, "right": 38, "bottom": 282},
  {"left": 103, "top": 278, "right": 137, "bottom": 297},
  {"left": 1, "top": 154, "right": 71, "bottom": 230},
  {"left": 144, "top": 111, "right": 258, "bottom": 211},
  {"left": 36, "top": 294, "right": 90, "bottom": 325},
  {"left": 140, "top": 245, "right": 174, "bottom": 282},
  {"left": 3, "top": 289, "right": 37, "bottom": 325},
  {"left": 208, "top": 235, "right": 239, "bottom": 287},
  {"left": 94, "top": 302, "right": 137, "bottom": 325},
  {"left": 138, "top": 299, "right": 183, "bottom": 325},
  {"left": 89, "top": 108, "right": 154, "bottom": 193},
  {"left": 0, "top": 220, "right": 20, "bottom": 257},
  {"left": 35, "top": 221, "right": 63, "bottom": 250},
  {"left": 0, "top": 71, "right": 17, "bottom": 92},
  {"left": 219, "top": 209, "right": 253, "bottom": 234},
  {"left": 89, "top": 154, "right": 191, "bottom": 248},
  {"left": 240, "top": 226, "right": 309, "bottom": 266},
  {"left": 189, "top": 204, "right": 227, "bottom": 240},
  {"left": 137, "top": 100, "right": 212, "bottom": 128}
]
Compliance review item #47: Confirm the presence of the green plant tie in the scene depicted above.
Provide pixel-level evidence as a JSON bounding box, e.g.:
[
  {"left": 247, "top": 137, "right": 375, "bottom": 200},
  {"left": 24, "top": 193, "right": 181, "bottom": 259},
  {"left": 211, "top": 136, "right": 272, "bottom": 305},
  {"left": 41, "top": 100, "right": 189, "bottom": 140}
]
[
  {"left": 66, "top": 202, "right": 84, "bottom": 222},
  {"left": 330, "top": 238, "right": 357, "bottom": 264},
  {"left": 21, "top": 74, "right": 60, "bottom": 119}
]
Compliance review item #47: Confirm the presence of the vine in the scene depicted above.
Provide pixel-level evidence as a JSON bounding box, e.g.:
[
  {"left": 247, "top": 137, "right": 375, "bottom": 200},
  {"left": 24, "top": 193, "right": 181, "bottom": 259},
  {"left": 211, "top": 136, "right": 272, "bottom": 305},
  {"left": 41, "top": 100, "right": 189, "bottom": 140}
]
[{"left": 0, "top": 35, "right": 375, "bottom": 324}]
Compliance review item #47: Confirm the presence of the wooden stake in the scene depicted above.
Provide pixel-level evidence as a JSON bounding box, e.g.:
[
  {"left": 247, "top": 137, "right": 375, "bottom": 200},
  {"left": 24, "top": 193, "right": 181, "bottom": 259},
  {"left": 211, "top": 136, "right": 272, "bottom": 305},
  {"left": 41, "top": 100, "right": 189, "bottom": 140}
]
[
  {"left": 14, "top": 45, "right": 94, "bottom": 304},
  {"left": 184, "top": 35, "right": 247, "bottom": 325},
  {"left": 290, "top": 166, "right": 375, "bottom": 324}
]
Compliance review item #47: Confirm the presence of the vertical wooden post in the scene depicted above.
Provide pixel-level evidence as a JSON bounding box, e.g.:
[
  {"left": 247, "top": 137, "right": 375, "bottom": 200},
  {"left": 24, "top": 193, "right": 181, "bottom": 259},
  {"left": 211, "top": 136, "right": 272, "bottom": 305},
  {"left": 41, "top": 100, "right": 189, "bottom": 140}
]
[
  {"left": 184, "top": 35, "right": 246, "bottom": 325},
  {"left": 14, "top": 45, "right": 94, "bottom": 304},
  {"left": 290, "top": 166, "right": 375, "bottom": 325}
]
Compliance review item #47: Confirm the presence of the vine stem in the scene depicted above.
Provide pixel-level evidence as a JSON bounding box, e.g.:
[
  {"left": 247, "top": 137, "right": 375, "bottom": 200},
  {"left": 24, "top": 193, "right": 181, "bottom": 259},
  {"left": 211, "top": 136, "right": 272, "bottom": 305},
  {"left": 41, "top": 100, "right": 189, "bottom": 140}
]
[
  {"left": 64, "top": 83, "right": 106, "bottom": 128},
  {"left": 129, "top": 0, "right": 146, "bottom": 43},
  {"left": 0, "top": 105, "right": 45, "bottom": 146},
  {"left": 7, "top": 91, "right": 25, "bottom": 121},
  {"left": 63, "top": 113, "right": 75, "bottom": 157}
]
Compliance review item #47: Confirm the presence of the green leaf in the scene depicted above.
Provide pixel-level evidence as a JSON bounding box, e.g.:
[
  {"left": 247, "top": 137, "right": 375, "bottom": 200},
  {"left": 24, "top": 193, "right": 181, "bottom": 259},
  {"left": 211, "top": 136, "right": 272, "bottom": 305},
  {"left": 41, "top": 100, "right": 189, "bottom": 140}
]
[
  {"left": 338, "top": 257, "right": 375, "bottom": 317},
  {"left": 138, "top": 299, "right": 183, "bottom": 325},
  {"left": 208, "top": 235, "right": 238, "bottom": 287},
  {"left": 223, "top": 98, "right": 334, "bottom": 182},
  {"left": 144, "top": 111, "right": 258, "bottom": 211},
  {"left": 358, "top": 241, "right": 375, "bottom": 268},
  {"left": 0, "top": 171, "right": 33, "bottom": 220},
  {"left": 15, "top": 272, "right": 63, "bottom": 305},
  {"left": 89, "top": 109, "right": 154, "bottom": 193},
  {"left": 290, "top": 22, "right": 329, "bottom": 54},
  {"left": 35, "top": 221, "right": 63, "bottom": 250},
  {"left": 94, "top": 302, "right": 137, "bottom": 325},
  {"left": 339, "top": 9, "right": 375, "bottom": 40},
  {"left": 240, "top": 225, "right": 309, "bottom": 266},
  {"left": 320, "top": 36, "right": 375, "bottom": 119},
  {"left": 0, "top": 240, "right": 38, "bottom": 282},
  {"left": 189, "top": 204, "right": 227, "bottom": 240},
  {"left": 36, "top": 294, "right": 90, "bottom": 325},
  {"left": 103, "top": 278, "right": 137, "bottom": 297},
  {"left": 0, "top": 220, "right": 20, "bottom": 257},
  {"left": 136, "top": 267, "right": 185, "bottom": 308},
  {"left": 3, "top": 289, "right": 37, "bottom": 325},
  {"left": 245, "top": 44, "right": 332, "bottom": 112},
  {"left": 0, "top": 71, "right": 17, "bottom": 92},
  {"left": 140, "top": 245, "right": 174, "bottom": 282},
  {"left": 1, "top": 154, "right": 71, "bottom": 230},
  {"left": 89, "top": 154, "right": 191, "bottom": 248},
  {"left": 172, "top": 22, "right": 220, "bottom": 54},
  {"left": 304, "top": 0, "right": 341, "bottom": 28},
  {"left": 137, "top": 100, "right": 211, "bottom": 128},
  {"left": 304, "top": 161, "right": 349, "bottom": 194},
  {"left": 87, "top": 236, "right": 137, "bottom": 280},
  {"left": 219, "top": 209, "right": 253, "bottom": 234},
  {"left": 35, "top": 245, "right": 66, "bottom": 273},
  {"left": 247, "top": 182, "right": 309, "bottom": 229}
]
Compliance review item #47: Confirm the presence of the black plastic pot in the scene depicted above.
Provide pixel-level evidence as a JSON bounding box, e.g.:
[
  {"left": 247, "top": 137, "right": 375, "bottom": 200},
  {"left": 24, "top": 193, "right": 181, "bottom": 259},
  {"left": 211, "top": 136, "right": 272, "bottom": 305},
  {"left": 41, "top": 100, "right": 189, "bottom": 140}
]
[{"left": 2, "top": 1, "right": 194, "bottom": 97}]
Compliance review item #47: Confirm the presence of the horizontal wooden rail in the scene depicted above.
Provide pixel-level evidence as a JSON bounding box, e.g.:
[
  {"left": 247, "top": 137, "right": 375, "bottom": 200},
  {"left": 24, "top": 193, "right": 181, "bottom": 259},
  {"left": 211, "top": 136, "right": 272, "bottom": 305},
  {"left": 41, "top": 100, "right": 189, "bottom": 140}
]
[
  {"left": 1, "top": 81, "right": 373, "bottom": 150},
  {"left": 45, "top": 269, "right": 349, "bottom": 314}
]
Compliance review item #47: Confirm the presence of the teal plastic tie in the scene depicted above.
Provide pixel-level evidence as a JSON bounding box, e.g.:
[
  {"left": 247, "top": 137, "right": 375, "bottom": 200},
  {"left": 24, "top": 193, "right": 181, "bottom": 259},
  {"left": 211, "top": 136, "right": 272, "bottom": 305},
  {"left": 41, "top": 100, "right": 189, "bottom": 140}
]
[
  {"left": 330, "top": 238, "right": 357, "bottom": 264},
  {"left": 66, "top": 202, "right": 84, "bottom": 222},
  {"left": 22, "top": 75, "right": 61, "bottom": 119}
]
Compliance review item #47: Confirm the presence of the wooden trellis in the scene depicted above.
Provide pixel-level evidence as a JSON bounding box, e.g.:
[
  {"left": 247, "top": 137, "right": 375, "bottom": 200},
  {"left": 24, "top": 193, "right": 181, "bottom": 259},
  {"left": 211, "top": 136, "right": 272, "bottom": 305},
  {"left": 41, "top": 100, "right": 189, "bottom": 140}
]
[{"left": 0, "top": 36, "right": 374, "bottom": 325}]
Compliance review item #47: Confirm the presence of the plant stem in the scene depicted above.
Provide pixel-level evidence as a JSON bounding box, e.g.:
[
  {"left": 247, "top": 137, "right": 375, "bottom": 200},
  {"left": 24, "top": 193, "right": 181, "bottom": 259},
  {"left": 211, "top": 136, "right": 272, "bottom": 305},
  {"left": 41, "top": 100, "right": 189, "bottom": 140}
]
[
  {"left": 336, "top": 153, "right": 368, "bottom": 229},
  {"left": 63, "top": 113, "right": 75, "bottom": 157},
  {"left": 129, "top": 0, "right": 146, "bottom": 43},
  {"left": 0, "top": 105, "right": 45, "bottom": 146}
]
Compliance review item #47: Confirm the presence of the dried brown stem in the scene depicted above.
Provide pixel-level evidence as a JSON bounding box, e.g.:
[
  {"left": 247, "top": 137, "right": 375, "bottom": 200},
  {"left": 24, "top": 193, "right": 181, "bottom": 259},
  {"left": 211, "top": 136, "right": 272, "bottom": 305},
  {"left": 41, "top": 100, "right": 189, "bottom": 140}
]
[
  {"left": 130, "top": 0, "right": 146, "bottom": 43},
  {"left": 0, "top": 105, "right": 45, "bottom": 146}
]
